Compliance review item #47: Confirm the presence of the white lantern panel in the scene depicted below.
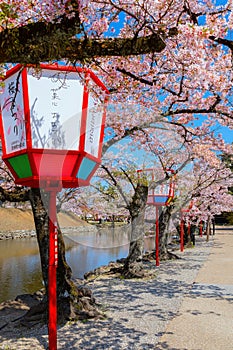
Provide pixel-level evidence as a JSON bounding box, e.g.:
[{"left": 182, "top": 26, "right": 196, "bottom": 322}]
[
  {"left": 85, "top": 94, "right": 103, "bottom": 157},
  {"left": 27, "top": 68, "right": 84, "bottom": 150},
  {"left": 0, "top": 71, "right": 27, "bottom": 154},
  {"left": 155, "top": 183, "right": 170, "bottom": 195}
]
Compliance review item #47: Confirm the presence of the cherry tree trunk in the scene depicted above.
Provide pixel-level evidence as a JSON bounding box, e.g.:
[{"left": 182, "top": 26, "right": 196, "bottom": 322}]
[
  {"left": 123, "top": 183, "right": 148, "bottom": 278},
  {"left": 158, "top": 204, "right": 174, "bottom": 260},
  {"left": 206, "top": 216, "right": 212, "bottom": 242},
  {"left": 25, "top": 188, "right": 100, "bottom": 324}
]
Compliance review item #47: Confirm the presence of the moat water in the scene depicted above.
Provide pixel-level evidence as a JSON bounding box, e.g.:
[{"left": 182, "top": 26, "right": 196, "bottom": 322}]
[{"left": 0, "top": 225, "right": 155, "bottom": 302}]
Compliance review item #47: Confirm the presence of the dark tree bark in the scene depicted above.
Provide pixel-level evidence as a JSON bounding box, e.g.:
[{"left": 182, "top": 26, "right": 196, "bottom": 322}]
[
  {"left": 206, "top": 215, "right": 212, "bottom": 242},
  {"left": 123, "top": 183, "right": 148, "bottom": 278},
  {"left": 20, "top": 188, "right": 102, "bottom": 324},
  {"left": 158, "top": 204, "right": 175, "bottom": 260},
  {"left": 0, "top": 185, "right": 30, "bottom": 203},
  {"left": 212, "top": 219, "right": 215, "bottom": 235},
  {"left": 2, "top": 4, "right": 231, "bottom": 65},
  {"left": 0, "top": 18, "right": 166, "bottom": 64},
  {"left": 29, "top": 188, "right": 50, "bottom": 287},
  {"left": 0, "top": 183, "right": 103, "bottom": 323}
]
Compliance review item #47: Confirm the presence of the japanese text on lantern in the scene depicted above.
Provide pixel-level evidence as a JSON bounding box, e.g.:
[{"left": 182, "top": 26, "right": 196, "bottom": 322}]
[
  {"left": 85, "top": 93, "right": 103, "bottom": 158},
  {"left": 28, "top": 68, "right": 84, "bottom": 151},
  {"left": 49, "top": 72, "right": 68, "bottom": 149}
]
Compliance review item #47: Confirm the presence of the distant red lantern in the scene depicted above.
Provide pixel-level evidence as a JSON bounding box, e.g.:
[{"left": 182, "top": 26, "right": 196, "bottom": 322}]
[
  {"left": 199, "top": 221, "right": 203, "bottom": 237},
  {"left": 137, "top": 168, "right": 175, "bottom": 266},
  {"left": 0, "top": 63, "right": 109, "bottom": 350}
]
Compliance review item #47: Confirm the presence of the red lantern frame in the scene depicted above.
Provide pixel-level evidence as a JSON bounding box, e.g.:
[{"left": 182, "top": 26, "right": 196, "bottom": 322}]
[
  {"left": 0, "top": 63, "right": 109, "bottom": 350},
  {"left": 0, "top": 63, "right": 109, "bottom": 189},
  {"left": 137, "top": 168, "right": 175, "bottom": 266},
  {"left": 137, "top": 168, "right": 175, "bottom": 206}
]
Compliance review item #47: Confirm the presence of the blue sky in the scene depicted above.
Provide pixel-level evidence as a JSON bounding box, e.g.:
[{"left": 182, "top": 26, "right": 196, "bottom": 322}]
[
  {"left": 105, "top": 0, "right": 233, "bottom": 147},
  {"left": 214, "top": 124, "right": 233, "bottom": 144}
]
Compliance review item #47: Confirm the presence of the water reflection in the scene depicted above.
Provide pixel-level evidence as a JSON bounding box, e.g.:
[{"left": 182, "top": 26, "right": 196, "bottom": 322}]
[
  {"left": 0, "top": 238, "right": 42, "bottom": 303},
  {"left": 0, "top": 225, "right": 155, "bottom": 303}
]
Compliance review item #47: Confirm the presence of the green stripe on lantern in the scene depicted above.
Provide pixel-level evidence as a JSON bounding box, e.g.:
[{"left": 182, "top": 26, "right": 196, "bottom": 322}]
[{"left": 8, "top": 154, "right": 33, "bottom": 178}]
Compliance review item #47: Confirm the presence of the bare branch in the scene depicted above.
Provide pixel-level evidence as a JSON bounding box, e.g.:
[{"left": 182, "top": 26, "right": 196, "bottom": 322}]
[
  {"left": 0, "top": 186, "right": 30, "bottom": 203},
  {"left": 209, "top": 36, "right": 233, "bottom": 51},
  {"left": 101, "top": 165, "right": 130, "bottom": 207}
]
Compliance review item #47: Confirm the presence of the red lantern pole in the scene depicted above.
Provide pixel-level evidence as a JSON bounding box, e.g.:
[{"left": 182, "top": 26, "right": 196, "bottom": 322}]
[
  {"left": 48, "top": 190, "right": 58, "bottom": 350},
  {"left": 180, "top": 213, "right": 184, "bottom": 252},
  {"left": 200, "top": 221, "right": 203, "bottom": 237},
  {"left": 155, "top": 206, "right": 160, "bottom": 266}
]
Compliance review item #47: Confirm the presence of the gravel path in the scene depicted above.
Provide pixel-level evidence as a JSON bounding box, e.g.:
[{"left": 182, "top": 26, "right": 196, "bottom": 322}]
[
  {"left": 0, "top": 237, "right": 213, "bottom": 350},
  {"left": 156, "top": 233, "right": 233, "bottom": 350}
]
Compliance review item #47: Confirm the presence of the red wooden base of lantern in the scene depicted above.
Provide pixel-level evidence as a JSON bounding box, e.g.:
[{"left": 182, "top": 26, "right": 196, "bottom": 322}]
[
  {"left": 3, "top": 149, "right": 100, "bottom": 189},
  {"left": 48, "top": 190, "right": 58, "bottom": 350}
]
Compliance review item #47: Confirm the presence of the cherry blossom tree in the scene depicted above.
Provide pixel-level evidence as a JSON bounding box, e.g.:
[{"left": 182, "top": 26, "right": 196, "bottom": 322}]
[
  {"left": 170, "top": 144, "right": 233, "bottom": 243},
  {"left": 82, "top": 124, "right": 230, "bottom": 270},
  {"left": 0, "top": 0, "right": 233, "bottom": 322}
]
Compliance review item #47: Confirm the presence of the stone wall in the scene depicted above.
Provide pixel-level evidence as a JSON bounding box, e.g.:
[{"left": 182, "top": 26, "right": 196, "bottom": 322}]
[
  {"left": 0, "top": 230, "right": 36, "bottom": 240},
  {"left": 0, "top": 225, "right": 98, "bottom": 240}
]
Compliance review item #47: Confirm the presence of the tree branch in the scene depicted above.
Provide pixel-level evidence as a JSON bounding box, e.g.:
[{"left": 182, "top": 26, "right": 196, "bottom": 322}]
[
  {"left": 209, "top": 36, "right": 233, "bottom": 51},
  {"left": 101, "top": 165, "right": 130, "bottom": 207},
  {"left": 0, "top": 21, "right": 166, "bottom": 64},
  {"left": 0, "top": 186, "right": 30, "bottom": 203}
]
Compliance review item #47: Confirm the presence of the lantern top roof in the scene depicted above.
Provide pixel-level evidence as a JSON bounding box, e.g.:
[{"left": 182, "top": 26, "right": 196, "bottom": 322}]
[{"left": 2, "top": 63, "right": 109, "bottom": 94}]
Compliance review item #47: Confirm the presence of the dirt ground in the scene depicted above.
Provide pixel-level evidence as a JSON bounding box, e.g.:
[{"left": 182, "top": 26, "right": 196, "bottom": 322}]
[{"left": 0, "top": 207, "right": 88, "bottom": 232}]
